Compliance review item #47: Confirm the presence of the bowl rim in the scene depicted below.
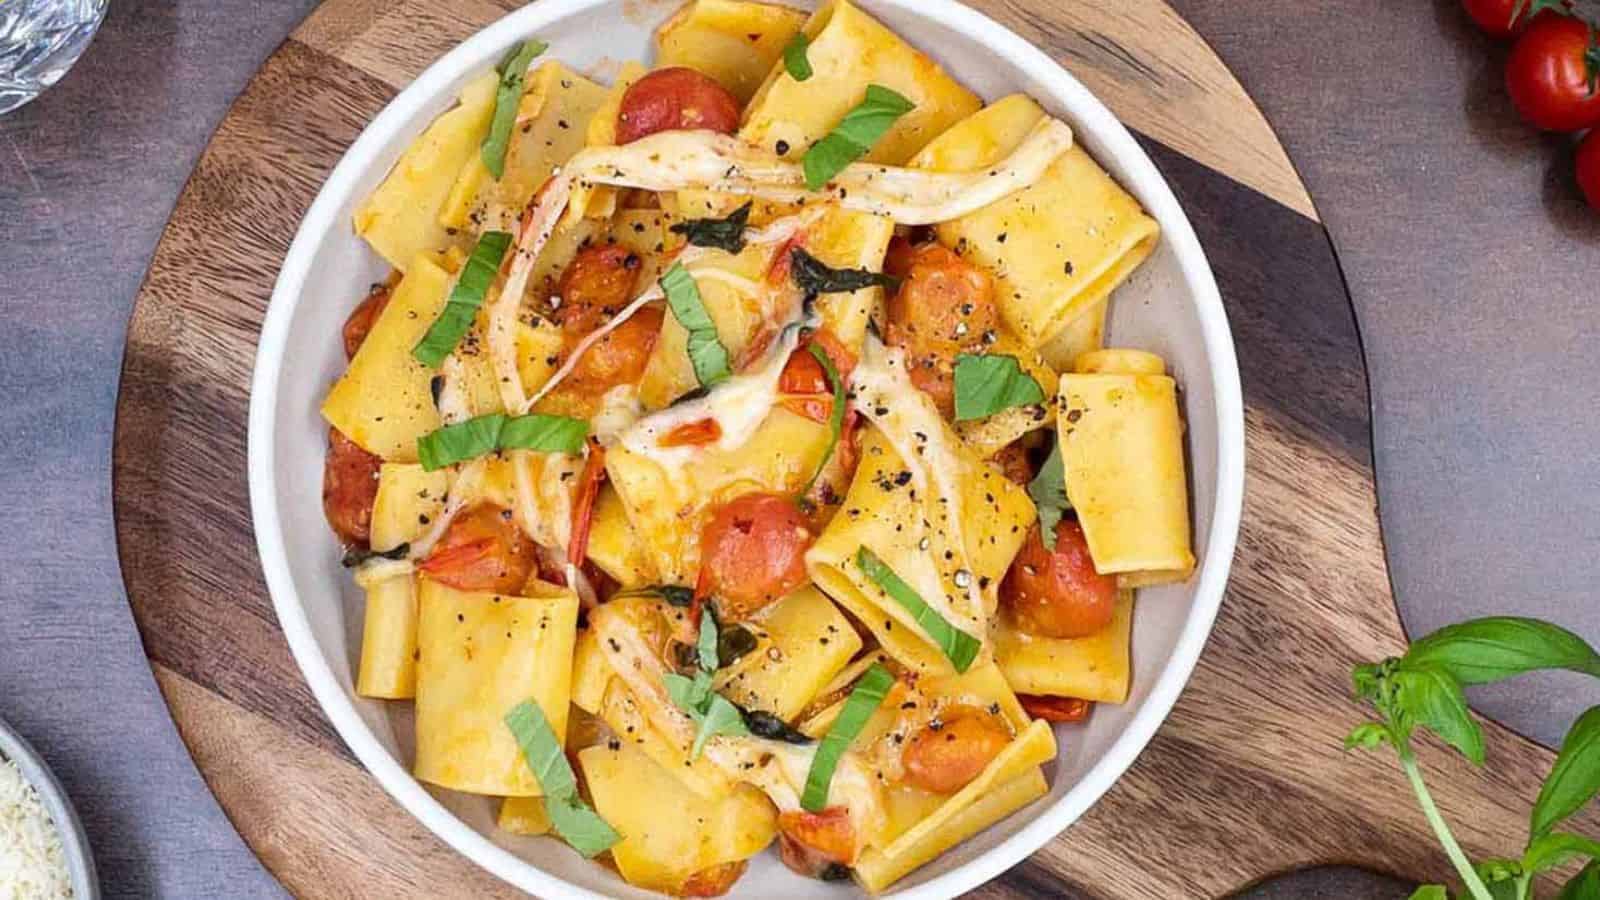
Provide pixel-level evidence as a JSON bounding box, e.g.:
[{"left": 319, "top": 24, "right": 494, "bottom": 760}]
[
  {"left": 247, "top": 0, "right": 1245, "bottom": 896},
  {"left": 0, "top": 716, "right": 101, "bottom": 900}
]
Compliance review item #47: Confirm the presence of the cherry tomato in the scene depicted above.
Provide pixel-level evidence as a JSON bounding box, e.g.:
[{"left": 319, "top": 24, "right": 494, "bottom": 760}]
[
  {"left": 1506, "top": 16, "right": 1600, "bottom": 132},
  {"left": 552, "top": 244, "right": 642, "bottom": 336},
  {"left": 900, "top": 704, "right": 1012, "bottom": 794},
  {"left": 991, "top": 441, "right": 1035, "bottom": 487},
  {"left": 884, "top": 240, "right": 1000, "bottom": 417},
  {"left": 779, "top": 329, "right": 858, "bottom": 396},
  {"left": 418, "top": 503, "right": 538, "bottom": 594},
  {"left": 660, "top": 417, "right": 724, "bottom": 447},
  {"left": 680, "top": 860, "right": 748, "bottom": 897},
  {"left": 777, "top": 806, "right": 857, "bottom": 870},
  {"left": 1018, "top": 695, "right": 1092, "bottom": 723},
  {"left": 1001, "top": 519, "right": 1117, "bottom": 639},
  {"left": 566, "top": 440, "right": 607, "bottom": 571},
  {"left": 1578, "top": 128, "right": 1600, "bottom": 209},
  {"left": 697, "top": 492, "right": 814, "bottom": 621},
  {"left": 1462, "top": 0, "right": 1569, "bottom": 38},
  {"left": 323, "top": 427, "right": 382, "bottom": 546},
  {"left": 559, "top": 304, "right": 665, "bottom": 401},
  {"left": 341, "top": 277, "right": 393, "bottom": 359},
  {"left": 615, "top": 67, "right": 742, "bottom": 145}
]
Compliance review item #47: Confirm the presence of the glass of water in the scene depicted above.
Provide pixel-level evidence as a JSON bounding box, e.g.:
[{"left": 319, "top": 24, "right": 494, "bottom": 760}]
[{"left": 0, "top": 0, "right": 109, "bottom": 115}]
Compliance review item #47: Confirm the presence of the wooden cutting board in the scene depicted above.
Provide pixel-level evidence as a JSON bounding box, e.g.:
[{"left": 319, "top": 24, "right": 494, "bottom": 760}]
[{"left": 111, "top": 0, "right": 1588, "bottom": 896}]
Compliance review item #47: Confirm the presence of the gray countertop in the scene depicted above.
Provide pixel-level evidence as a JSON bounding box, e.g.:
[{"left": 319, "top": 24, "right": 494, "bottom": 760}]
[{"left": 4, "top": 0, "right": 1591, "bottom": 897}]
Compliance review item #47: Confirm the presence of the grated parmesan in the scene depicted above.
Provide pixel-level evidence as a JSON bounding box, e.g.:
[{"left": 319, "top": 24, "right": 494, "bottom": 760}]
[{"left": 0, "top": 756, "right": 73, "bottom": 899}]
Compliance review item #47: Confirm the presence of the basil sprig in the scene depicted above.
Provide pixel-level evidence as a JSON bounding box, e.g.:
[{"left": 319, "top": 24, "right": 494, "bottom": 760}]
[
  {"left": 802, "top": 84, "right": 914, "bottom": 190},
  {"left": 504, "top": 699, "right": 620, "bottom": 858},
  {"left": 855, "top": 546, "right": 980, "bottom": 673},
  {"left": 669, "top": 202, "right": 751, "bottom": 255},
  {"left": 796, "top": 341, "right": 846, "bottom": 503},
  {"left": 1027, "top": 438, "right": 1071, "bottom": 541},
  {"left": 415, "top": 412, "right": 588, "bottom": 471},
  {"left": 481, "top": 39, "right": 548, "bottom": 179},
  {"left": 660, "top": 262, "right": 731, "bottom": 388},
  {"left": 790, "top": 247, "right": 896, "bottom": 297},
  {"left": 800, "top": 663, "right": 893, "bottom": 812},
  {"left": 952, "top": 353, "right": 1046, "bottom": 422},
  {"left": 1346, "top": 617, "right": 1600, "bottom": 900},
  {"left": 412, "top": 231, "right": 513, "bottom": 367},
  {"left": 662, "top": 613, "right": 750, "bottom": 759},
  {"left": 783, "top": 32, "right": 813, "bottom": 82}
]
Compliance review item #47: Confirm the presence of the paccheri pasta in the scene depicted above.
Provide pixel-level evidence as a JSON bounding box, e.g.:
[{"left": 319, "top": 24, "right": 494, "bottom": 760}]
[{"left": 318, "top": 0, "right": 1191, "bottom": 893}]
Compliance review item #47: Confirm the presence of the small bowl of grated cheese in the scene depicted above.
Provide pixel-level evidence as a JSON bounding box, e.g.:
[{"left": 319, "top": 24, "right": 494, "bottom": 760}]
[{"left": 0, "top": 718, "right": 96, "bottom": 900}]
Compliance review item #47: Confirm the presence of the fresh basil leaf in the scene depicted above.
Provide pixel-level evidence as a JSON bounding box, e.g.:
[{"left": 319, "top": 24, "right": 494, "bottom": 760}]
[
  {"left": 669, "top": 202, "right": 751, "bottom": 255},
  {"left": 953, "top": 353, "right": 1046, "bottom": 422},
  {"left": 856, "top": 546, "right": 981, "bottom": 673},
  {"left": 1343, "top": 722, "right": 1390, "bottom": 751},
  {"left": 1394, "top": 666, "right": 1485, "bottom": 766},
  {"left": 341, "top": 542, "right": 411, "bottom": 568},
  {"left": 692, "top": 693, "right": 750, "bottom": 758},
  {"left": 740, "top": 706, "right": 812, "bottom": 744},
  {"left": 660, "top": 262, "right": 731, "bottom": 387},
  {"left": 1027, "top": 438, "right": 1071, "bottom": 541},
  {"left": 412, "top": 231, "right": 512, "bottom": 367},
  {"left": 783, "top": 32, "right": 813, "bottom": 81},
  {"left": 802, "top": 663, "right": 894, "bottom": 811},
  {"left": 697, "top": 611, "right": 720, "bottom": 673},
  {"left": 1401, "top": 617, "right": 1600, "bottom": 686},
  {"left": 1524, "top": 832, "right": 1600, "bottom": 874},
  {"left": 1407, "top": 887, "right": 1450, "bottom": 900},
  {"left": 504, "top": 699, "right": 620, "bottom": 857},
  {"left": 802, "top": 84, "right": 914, "bottom": 190},
  {"left": 1558, "top": 861, "right": 1600, "bottom": 900},
  {"left": 797, "top": 341, "right": 846, "bottom": 502},
  {"left": 790, "top": 247, "right": 895, "bottom": 297},
  {"left": 1533, "top": 706, "right": 1600, "bottom": 837},
  {"left": 415, "top": 412, "right": 588, "bottom": 470},
  {"left": 664, "top": 670, "right": 713, "bottom": 713},
  {"left": 481, "top": 40, "right": 548, "bottom": 180}
]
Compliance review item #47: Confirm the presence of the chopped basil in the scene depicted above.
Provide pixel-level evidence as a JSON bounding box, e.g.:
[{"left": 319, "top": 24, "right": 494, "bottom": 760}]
[
  {"left": 739, "top": 706, "right": 813, "bottom": 744},
  {"left": 1028, "top": 438, "right": 1071, "bottom": 541},
  {"left": 790, "top": 247, "right": 895, "bottom": 297},
  {"left": 481, "top": 39, "right": 548, "bottom": 179},
  {"left": 412, "top": 231, "right": 513, "bottom": 367},
  {"left": 691, "top": 694, "right": 749, "bottom": 757},
  {"left": 669, "top": 202, "right": 751, "bottom": 255},
  {"left": 801, "top": 663, "right": 894, "bottom": 812},
  {"left": 697, "top": 611, "right": 720, "bottom": 671},
  {"left": 504, "top": 699, "right": 620, "bottom": 858},
  {"left": 660, "top": 262, "right": 731, "bottom": 387},
  {"left": 341, "top": 542, "right": 410, "bottom": 568},
  {"left": 663, "top": 670, "right": 750, "bottom": 759},
  {"left": 783, "top": 32, "right": 813, "bottom": 82},
  {"left": 802, "top": 84, "right": 914, "bottom": 190},
  {"left": 952, "top": 353, "right": 1046, "bottom": 422},
  {"left": 855, "top": 546, "right": 981, "bottom": 673},
  {"left": 415, "top": 412, "right": 588, "bottom": 471},
  {"left": 797, "top": 341, "right": 846, "bottom": 502}
]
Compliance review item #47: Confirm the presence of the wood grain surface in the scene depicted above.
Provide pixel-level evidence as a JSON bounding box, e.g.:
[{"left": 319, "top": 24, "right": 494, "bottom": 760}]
[{"left": 109, "top": 0, "right": 1585, "bottom": 897}]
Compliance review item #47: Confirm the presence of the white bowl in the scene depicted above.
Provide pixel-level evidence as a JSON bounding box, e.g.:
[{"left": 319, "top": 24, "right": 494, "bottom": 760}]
[{"left": 248, "top": 0, "right": 1245, "bottom": 896}]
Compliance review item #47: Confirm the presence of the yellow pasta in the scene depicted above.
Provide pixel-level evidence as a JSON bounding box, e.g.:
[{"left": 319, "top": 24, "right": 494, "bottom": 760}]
[
  {"left": 994, "top": 589, "right": 1134, "bottom": 702},
  {"left": 568, "top": 61, "right": 648, "bottom": 222},
  {"left": 656, "top": 0, "right": 808, "bottom": 102},
  {"left": 496, "top": 796, "right": 552, "bottom": 836},
  {"left": 952, "top": 333, "right": 1060, "bottom": 459},
  {"left": 584, "top": 486, "right": 658, "bottom": 589},
  {"left": 713, "top": 586, "right": 862, "bottom": 720}
]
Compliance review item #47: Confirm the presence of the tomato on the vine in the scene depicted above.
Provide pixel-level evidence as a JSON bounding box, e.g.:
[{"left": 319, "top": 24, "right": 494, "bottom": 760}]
[
  {"left": 1462, "top": 0, "right": 1570, "bottom": 39},
  {"left": 1578, "top": 129, "right": 1600, "bottom": 210},
  {"left": 1506, "top": 15, "right": 1600, "bottom": 132}
]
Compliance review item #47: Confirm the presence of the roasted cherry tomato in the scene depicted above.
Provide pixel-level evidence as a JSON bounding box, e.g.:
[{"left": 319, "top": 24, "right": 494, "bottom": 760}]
[
  {"left": 615, "top": 67, "right": 742, "bottom": 145},
  {"left": 1001, "top": 519, "right": 1117, "bottom": 639},
  {"left": 323, "top": 427, "right": 382, "bottom": 546},
  {"left": 560, "top": 304, "right": 665, "bottom": 400},
  {"left": 779, "top": 329, "right": 858, "bottom": 396},
  {"left": 884, "top": 239, "right": 1000, "bottom": 416},
  {"left": 1506, "top": 15, "right": 1600, "bottom": 132},
  {"left": 1462, "top": 0, "right": 1569, "bottom": 38},
  {"left": 660, "top": 417, "right": 723, "bottom": 447},
  {"left": 697, "top": 491, "right": 814, "bottom": 621},
  {"left": 680, "top": 860, "right": 748, "bottom": 897},
  {"left": 991, "top": 441, "right": 1035, "bottom": 487},
  {"left": 1018, "top": 695, "right": 1092, "bottom": 723},
  {"left": 1579, "top": 128, "right": 1600, "bottom": 210},
  {"left": 418, "top": 503, "right": 538, "bottom": 594},
  {"left": 341, "top": 277, "right": 393, "bottom": 359},
  {"left": 777, "top": 806, "right": 857, "bottom": 873},
  {"left": 552, "top": 244, "right": 642, "bottom": 336},
  {"left": 900, "top": 704, "right": 1012, "bottom": 794}
]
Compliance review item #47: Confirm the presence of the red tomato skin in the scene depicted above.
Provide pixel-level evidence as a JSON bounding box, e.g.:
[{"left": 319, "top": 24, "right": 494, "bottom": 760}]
[
  {"left": 884, "top": 241, "right": 1000, "bottom": 418},
  {"left": 616, "top": 67, "right": 742, "bottom": 144},
  {"left": 342, "top": 278, "right": 393, "bottom": 360},
  {"left": 418, "top": 504, "right": 538, "bottom": 595},
  {"left": 777, "top": 807, "right": 857, "bottom": 869},
  {"left": 698, "top": 492, "right": 814, "bottom": 621},
  {"left": 559, "top": 304, "right": 665, "bottom": 403},
  {"left": 1506, "top": 16, "right": 1600, "bottom": 132},
  {"left": 1578, "top": 129, "right": 1600, "bottom": 210},
  {"left": 899, "top": 704, "right": 1012, "bottom": 794},
  {"left": 323, "top": 427, "right": 382, "bottom": 546},
  {"left": 552, "top": 244, "right": 641, "bottom": 336},
  {"left": 1462, "top": 0, "right": 1567, "bottom": 38},
  {"left": 1001, "top": 519, "right": 1118, "bottom": 639},
  {"left": 1018, "top": 694, "right": 1092, "bottom": 723}
]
